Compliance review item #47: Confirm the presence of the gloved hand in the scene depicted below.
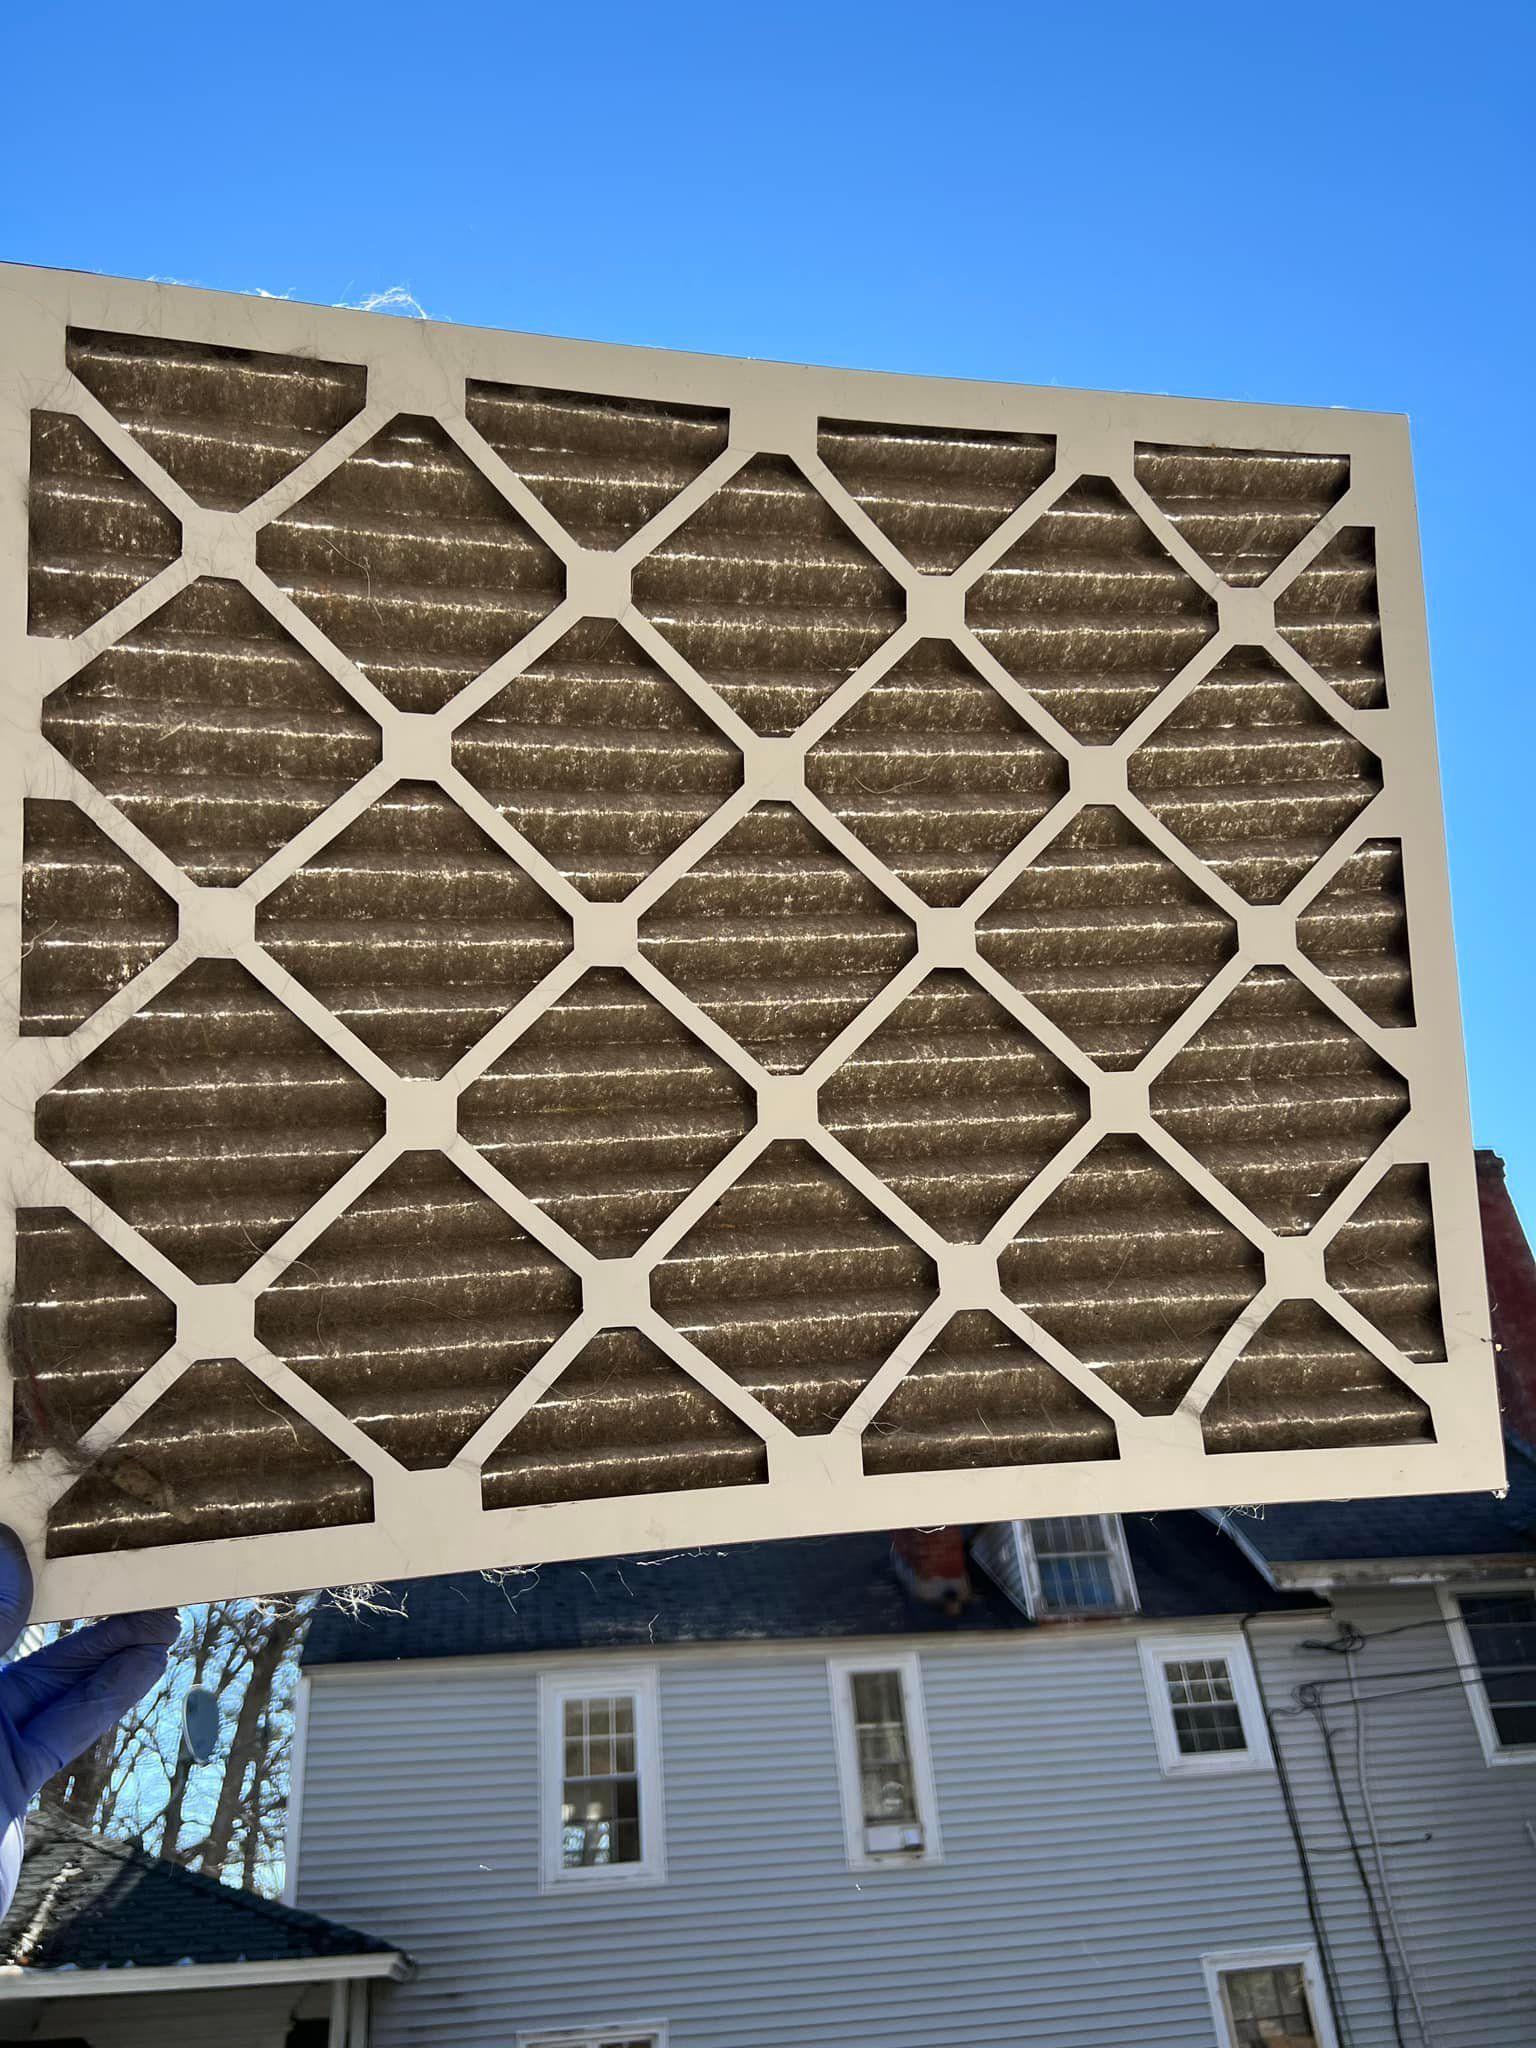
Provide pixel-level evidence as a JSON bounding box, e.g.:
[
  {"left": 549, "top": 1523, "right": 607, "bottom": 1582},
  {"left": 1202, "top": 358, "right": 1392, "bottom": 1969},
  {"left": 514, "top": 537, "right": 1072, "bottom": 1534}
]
[{"left": 0, "top": 1528, "right": 178, "bottom": 1920}]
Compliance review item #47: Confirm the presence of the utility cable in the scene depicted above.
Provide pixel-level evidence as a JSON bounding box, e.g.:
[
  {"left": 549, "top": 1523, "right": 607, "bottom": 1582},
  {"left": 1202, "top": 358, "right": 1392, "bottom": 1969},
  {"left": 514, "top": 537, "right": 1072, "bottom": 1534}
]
[
  {"left": 1243, "top": 1615, "right": 1355, "bottom": 2048},
  {"left": 1347, "top": 1643, "right": 1434, "bottom": 2048}
]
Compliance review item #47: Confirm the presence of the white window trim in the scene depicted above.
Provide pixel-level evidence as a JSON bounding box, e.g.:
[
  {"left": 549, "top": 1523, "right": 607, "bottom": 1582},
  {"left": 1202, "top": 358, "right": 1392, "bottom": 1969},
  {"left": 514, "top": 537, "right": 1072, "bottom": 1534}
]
[
  {"left": 1139, "top": 1632, "right": 1274, "bottom": 1777},
  {"left": 1436, "top": 1583, "right": 1536, "bottom": 1767},
  {"left": 538, "top": 1665, "right": 666, "bottom": 1891},
  {"left": 827, "top": 1650, "right": 943, "bottom": 1870},
  {"left": 1015, "top": 1514, "right": 1139, "bottom": 1618},
  {"left": 516, "top": 2025, "right": 668, "bottom": 2048},
  {"left": 1201, "top": 1943, "right": 1338, "bottom": 2048}
]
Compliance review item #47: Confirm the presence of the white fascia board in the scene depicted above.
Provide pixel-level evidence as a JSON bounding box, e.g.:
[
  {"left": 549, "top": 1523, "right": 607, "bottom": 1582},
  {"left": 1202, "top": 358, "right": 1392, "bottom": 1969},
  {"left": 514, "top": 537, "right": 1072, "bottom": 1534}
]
[{"left": 0, "top": 1951, "right": 411, "bottom": 2000}]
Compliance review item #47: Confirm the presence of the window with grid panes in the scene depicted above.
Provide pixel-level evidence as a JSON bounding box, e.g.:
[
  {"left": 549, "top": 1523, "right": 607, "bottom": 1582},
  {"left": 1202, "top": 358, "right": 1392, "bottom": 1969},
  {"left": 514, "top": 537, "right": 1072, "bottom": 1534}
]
[
  {"left": 1023, "top": 1515, "right": 1136, "bottom": 1614},
  {"left": 1456, "top": 1591, "right": 1536, "bottom": 1749},
  {"left": 849, "top": 1669, "right": 921, "bottom": 1845},
  {"left": 1165, "top": 1656, "right": 1248, "bottom": 1756},
  {"left": 1218, "top": 1962, "right": 1321, "bottom": 2047},
  {"left": 561, "top": 1693, "right": 641, "bottom": 1868},
  {"left": 1140, "top": 1634, "right": 1271, "bottom": 1776}
]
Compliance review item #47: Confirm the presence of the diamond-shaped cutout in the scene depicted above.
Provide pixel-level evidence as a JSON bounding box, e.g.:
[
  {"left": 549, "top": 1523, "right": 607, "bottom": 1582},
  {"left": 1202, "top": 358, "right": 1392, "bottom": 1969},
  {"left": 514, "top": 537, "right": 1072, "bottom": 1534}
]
[
  {"left": 256, "top": 414, "right": 564, "bottom": 713},
  {"left": 1201, "top": 1298, "right": 1430, "bottom": 1453},
  {"left": 1325, "top": 1164, "right": 1445, "bottom": 1361},
  {"left": 1150, "top": 966, "right": 1409, "bottom": 1234},
  {"left": 967, "top": 475, "right": 1217, "bottom": 742},
  {"left": 21, "top": 800, "right": 178, "bottom": 1034},
  {"left": 1133, "top": 442, "right": 1350, "bottom": 588},
  {"left": 1296, "top": 839, "right": 1415, "bottom": 1027},
  {"left": 481, "top": 1328, "right": 767, "bottom": 1508},
  {"left": 43, "top": 578, "right": 382, "bottom": 884},
  {"left": 821, "top": 970, "right": 1088, "bottom": 1240},
  {"left": 8, "top": 1210, "right": 177, "bottom": 1459},
  {"left": 999, "top": 1134, "right": 1264, "bottom": 1414},
  {"left": 67, "top": 327, "right": 367, "bottom": 512},
  {"left": 804, "top": 639, "right": 1069, "bottom": 905},
  {"left": 816, "top": 418, "right": 1056, "bottom": 574},
  {"left": 29, "top": 411, "right": 182, "bottom": 637},
  {"left": 651, "top": 1139, "right": 937, "bottom": 1433},
  {"left": 862, "top": 1309, "right": 1116, "bottom": 1473},
  {"left": 465, "top": 381, "right": 729, "bottom": 548},
  {"left": 35, "top": 958, "right": 385, "bottom": 1282},
  {"left": 631, "top": 454, "right": 906, "bottom": 734},
  {"left": 1273, "top": 527, "right": 1386, "bottom": 708},
  {"left": 976, "top": 806, "right": 1237, "bottom": 1069},
  {"left": 1127, "top": 650, "right": 1381, "bottom": 904},
  {"left": 43, "top": 1358, "right": 374, "bottom": 1559},
  {"left": 640, "top": 802, "right": 916, "bottom": 1073},
  {"left": 458, "top": 967, "right": 753, "bottom": 1257},
  {"left": 453, "top": 618, "right": 741, "bottom": 900},
  {"left": 258, "top": 783, "right": 572, "bottom": 1076},
  {"left": 256, "top": 1150, "right": 581, "bottom": 1467}
]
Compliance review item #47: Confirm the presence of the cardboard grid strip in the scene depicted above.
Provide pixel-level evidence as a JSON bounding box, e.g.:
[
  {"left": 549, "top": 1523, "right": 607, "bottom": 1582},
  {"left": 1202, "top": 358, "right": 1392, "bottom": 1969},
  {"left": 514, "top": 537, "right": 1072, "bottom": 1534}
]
[{"left": 0, "top": 266, "right": 1500, "bottom": 1619}]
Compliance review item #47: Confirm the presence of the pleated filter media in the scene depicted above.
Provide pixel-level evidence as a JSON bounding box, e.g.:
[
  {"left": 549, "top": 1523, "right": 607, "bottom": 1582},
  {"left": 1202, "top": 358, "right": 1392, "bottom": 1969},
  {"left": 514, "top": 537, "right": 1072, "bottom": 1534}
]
[{"left": 0, "top": 265, "right": 1500, "bottom": 1617}]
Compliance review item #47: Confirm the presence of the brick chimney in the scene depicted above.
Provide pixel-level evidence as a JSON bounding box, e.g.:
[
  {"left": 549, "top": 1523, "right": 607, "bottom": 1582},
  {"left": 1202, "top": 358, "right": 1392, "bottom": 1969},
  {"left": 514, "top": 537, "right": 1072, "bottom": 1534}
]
[
  {"left": 891, "top": 1528, "right": 972, "bottom": 1611},
  {"left": 1478, "top": 1151, "right": 1536, "bottom": 1448}
]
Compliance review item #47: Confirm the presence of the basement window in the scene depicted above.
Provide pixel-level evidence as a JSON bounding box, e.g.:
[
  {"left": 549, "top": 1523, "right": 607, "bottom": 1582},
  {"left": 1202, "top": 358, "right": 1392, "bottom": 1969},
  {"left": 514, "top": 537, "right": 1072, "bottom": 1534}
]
[
  {"left": 828, "top": 1652, "right": 942, "bottom": 1868},
  {"left": 1440, "top": 1587, "right": 1536, "bottom": 1765},
  {"left": 1139, "top": 1634, "right": 1273, "bottom": 1776},
  {"left": 538, "top": 1667, "right": 665, "bottom": 1889},
  {"left": 1203, "top": 1948, "right": 1337, "bottom": 2048},
  {"left": 1018, "top": 1515, "right": 1138, "bottom": 1617}
]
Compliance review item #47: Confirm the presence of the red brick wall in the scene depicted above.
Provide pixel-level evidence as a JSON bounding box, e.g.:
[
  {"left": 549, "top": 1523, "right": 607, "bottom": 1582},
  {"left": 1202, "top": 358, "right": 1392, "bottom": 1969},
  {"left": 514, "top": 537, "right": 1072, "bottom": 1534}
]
[{"left": 1478, "top": 1150, "right": 1536, "bottom": 1445}]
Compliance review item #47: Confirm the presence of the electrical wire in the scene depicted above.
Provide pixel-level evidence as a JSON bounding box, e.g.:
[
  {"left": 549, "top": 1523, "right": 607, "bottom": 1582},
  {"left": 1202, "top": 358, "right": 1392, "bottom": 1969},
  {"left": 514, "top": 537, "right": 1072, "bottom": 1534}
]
[
  {"left": 1242, "top": 1614, "right": 1356, "bottom": 2048},
  {"left": 1347, "top": 1643, "right": 1433, "bottom": 2048},
  {"left": 1291, "top": 1691, "right": 1411, "bottom": 2048}
]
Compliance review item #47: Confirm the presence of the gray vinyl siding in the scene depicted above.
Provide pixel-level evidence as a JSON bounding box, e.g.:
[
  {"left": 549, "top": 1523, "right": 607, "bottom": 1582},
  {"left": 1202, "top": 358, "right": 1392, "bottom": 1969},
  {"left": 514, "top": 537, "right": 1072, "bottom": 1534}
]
[
  {"left": 1253, "top": 1586, "right": 1536, "bottom": 2048},
  {"left": 971, "top": 1524, "right": 1029, "bottom": 1612},
  {"left": 296, "top": 1628, "right": 1309, "bottom": 2048},
  {"left": 294, "top": 1598, "right": 1536, "bottom": 2048}
]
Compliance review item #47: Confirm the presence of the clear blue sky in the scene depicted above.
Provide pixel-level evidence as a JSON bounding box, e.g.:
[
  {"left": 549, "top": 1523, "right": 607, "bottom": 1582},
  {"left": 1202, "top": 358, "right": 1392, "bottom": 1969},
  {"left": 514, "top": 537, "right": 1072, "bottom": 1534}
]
[{"left": 4, "top": 1, "right": 1532, "bottom": 1218}]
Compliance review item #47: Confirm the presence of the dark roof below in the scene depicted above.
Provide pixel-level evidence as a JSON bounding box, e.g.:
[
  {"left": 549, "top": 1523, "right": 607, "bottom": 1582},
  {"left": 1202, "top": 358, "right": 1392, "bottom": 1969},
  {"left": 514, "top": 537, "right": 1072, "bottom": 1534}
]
[
  {"left": 1, "top": 1812, "right": 395, "bottom": 1973},
  {"left": 1228, "top": 1440, "right": 1536, "bottom": 1565},
  {"left": 303, "top": 1513, "right": 1311, "bottom": 1668}
]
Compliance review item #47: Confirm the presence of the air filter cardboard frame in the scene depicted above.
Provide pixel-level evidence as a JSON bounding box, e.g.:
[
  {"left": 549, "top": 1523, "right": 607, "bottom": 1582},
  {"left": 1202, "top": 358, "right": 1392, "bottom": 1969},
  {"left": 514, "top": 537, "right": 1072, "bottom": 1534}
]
[{"left": 0, "top": 264, "right": 1501, "bottom": 1620}]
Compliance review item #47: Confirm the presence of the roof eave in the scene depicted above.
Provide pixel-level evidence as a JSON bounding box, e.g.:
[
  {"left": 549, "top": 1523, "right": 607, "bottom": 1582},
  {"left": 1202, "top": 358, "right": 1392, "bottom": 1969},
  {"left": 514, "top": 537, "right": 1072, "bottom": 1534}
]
[{"left": 0, "top": 1951, "right": 412, "bottom": 2000}]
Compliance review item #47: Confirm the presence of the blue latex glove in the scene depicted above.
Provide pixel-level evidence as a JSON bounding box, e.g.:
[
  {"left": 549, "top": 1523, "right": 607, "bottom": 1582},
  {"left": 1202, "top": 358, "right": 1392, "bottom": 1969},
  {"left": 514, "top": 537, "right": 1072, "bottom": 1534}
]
[{"left": 0, "top": 1528, "right": 178, "bottom": 1920}]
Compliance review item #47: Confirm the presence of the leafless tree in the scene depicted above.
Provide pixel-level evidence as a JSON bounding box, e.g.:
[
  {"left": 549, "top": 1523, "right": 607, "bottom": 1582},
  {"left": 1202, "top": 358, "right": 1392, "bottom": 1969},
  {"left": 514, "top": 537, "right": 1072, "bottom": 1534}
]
[{"left": 37, "top": 1596, "right": 313, "bottom": 1895}]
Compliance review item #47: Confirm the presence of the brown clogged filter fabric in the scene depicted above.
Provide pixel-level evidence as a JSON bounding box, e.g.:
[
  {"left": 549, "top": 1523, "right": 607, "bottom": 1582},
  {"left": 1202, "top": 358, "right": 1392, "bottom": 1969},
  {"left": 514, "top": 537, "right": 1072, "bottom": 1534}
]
[{"left": 9, "top": 336, "right": 1439, "bottom": 1560}]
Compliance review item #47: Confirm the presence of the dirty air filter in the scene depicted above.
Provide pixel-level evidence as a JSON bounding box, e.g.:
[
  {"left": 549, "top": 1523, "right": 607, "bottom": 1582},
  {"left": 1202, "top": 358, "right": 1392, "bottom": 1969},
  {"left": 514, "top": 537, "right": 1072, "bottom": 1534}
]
[{"left": 0, "top": 264, "right": 1499, "bottom": 1618}]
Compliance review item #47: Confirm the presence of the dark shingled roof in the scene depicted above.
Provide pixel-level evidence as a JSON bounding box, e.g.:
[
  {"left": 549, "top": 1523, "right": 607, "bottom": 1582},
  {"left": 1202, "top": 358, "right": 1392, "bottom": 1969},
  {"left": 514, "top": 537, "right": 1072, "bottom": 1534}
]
[
  {"left": 302, "top": 1513, "right": 1315, "bottom": 1668},
  {"left": 1, "top": 1812, "right": 396, "bottom": 1973},
  {"left": 1226, "top": 1439, "right": 1536, "bottom": 1566}
]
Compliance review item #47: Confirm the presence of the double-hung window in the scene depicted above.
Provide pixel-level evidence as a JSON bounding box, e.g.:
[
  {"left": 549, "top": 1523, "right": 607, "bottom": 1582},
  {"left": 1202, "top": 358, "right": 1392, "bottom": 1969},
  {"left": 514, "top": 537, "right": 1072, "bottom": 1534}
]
[
  {"left": 1439, "top": 1586, "right": 1536, "bottom": 1764},
  {"left": 1203, "top": 1947, "right": 1337, "bottom": 2048},
  {"left": 538, "top": 1667, "right": 665, "bottom": 1889},
  {"left": 1015, "top": 1515, "right": 1138, "bottom": 1617},
  {"left": 828, "top": 1652, "right": 941, "bottom": 1867},
  {"left": 1139, "top": 1633, "right": 1273, "bottom": 1775}
]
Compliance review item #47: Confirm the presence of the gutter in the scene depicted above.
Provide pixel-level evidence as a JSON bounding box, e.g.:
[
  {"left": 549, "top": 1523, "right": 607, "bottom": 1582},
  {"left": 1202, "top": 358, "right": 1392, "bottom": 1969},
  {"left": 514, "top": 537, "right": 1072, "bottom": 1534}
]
[
  {"left": 0, "top": 1951, "right": 412, "bottom": 2000},
  {"left": 1267, "top": 1551, "right": 1536, "bottom": 1592}
]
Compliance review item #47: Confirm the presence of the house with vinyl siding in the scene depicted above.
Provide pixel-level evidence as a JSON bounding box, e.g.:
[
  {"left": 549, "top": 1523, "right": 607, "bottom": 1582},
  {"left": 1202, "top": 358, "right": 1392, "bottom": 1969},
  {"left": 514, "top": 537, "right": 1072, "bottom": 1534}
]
[{"left": 278, "top": 1459, "right": 1536, "bottom": 2048}]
